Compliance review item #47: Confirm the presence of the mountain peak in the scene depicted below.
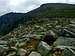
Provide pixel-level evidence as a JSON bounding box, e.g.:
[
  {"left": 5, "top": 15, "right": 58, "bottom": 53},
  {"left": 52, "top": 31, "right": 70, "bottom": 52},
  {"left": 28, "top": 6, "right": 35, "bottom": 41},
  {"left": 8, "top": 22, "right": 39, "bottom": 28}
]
[{"left": 40, "top": 3, "right": 75, "bottom": 7}]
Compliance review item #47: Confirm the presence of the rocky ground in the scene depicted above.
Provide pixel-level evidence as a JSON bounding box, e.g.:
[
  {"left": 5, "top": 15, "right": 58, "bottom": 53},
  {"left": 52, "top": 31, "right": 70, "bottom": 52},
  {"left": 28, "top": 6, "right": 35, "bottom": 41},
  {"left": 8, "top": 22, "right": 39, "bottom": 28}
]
[{"left": 0, "top": 17, "right": 75, "bottom": 56}]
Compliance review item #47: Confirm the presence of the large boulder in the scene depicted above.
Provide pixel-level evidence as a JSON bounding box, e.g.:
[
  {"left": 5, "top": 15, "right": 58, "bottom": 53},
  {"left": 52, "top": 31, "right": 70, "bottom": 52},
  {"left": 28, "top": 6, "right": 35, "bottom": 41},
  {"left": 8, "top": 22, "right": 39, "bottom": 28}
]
[
  {"left": 53, "top": 37, "right": 75, "bottom": 56},
  {"left": 43, "top": 30, "right": 56, "bottom": 46},
  {"left": 54, "top": 37, "right": 75, "bottom": 46},
  {"left": 63, "top": 48, "right": 75, "bottom": 56},
  {"left": 38, "top": 41, "right": 52, "bottom": 56}
]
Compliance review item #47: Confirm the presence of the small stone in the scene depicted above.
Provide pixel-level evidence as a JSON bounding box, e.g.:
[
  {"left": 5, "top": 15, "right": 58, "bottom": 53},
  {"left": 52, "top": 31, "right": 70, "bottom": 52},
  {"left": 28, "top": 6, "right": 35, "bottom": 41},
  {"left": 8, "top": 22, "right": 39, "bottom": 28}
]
[{"left": 29, "top": 51, "right": 41, "bottom": 56}]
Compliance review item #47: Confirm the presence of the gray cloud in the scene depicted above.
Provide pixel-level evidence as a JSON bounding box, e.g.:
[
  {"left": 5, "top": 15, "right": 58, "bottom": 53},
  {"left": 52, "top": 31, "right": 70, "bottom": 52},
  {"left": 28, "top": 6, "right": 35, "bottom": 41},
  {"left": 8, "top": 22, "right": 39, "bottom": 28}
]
[{"left": 0, "top": 0, "right": 75, "bottom": 15}]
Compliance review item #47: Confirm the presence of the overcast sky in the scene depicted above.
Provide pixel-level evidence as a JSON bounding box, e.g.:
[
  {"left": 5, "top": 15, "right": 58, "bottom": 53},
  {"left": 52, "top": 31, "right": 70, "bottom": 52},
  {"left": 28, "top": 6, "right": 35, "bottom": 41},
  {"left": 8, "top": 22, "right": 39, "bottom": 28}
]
[{"left": 0, "top": 0, "right": 75, "bottom": 15}]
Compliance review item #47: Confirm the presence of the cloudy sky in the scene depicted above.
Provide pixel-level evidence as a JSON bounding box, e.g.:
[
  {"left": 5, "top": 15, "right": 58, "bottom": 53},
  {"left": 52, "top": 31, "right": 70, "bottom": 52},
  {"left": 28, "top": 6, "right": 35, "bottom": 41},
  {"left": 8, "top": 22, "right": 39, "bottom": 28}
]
[{"left": 0, "top": 0, "right": 75, "bottom": 15}]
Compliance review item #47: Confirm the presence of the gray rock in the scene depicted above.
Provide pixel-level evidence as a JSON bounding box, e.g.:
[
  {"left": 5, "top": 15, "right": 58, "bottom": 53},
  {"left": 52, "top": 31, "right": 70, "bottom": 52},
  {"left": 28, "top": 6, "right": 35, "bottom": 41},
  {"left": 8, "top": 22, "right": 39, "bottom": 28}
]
[
  {"left": 17, "top": 48, "right": 27, "bottom": 56},
  {"left": 54, "top": 37, "right": 75, "bottom": 46},
  {"left": 63, "top": 48, "right": 75, "bottom": 56},
  {"left": 6, "top": 52, "right": 16, "bottom": 56},
  {"left": 0, "top": 41, "right": 7, "bottom": 45},
  {"left": 29, "top": 51, "right": 41, "bottom": 56},
  {"left": 38, "top": 41, "right": 52, "bottom": 56},
  {"left": 54, "top": 37, "right": 75, "bottom": 56}
]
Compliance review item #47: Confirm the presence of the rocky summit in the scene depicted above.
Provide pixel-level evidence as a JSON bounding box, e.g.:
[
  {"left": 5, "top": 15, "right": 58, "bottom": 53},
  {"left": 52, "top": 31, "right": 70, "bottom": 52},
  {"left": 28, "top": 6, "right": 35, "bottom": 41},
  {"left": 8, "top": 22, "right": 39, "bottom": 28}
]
[{"left": 0, "top": 3, "right": 75, "bottom": 56}]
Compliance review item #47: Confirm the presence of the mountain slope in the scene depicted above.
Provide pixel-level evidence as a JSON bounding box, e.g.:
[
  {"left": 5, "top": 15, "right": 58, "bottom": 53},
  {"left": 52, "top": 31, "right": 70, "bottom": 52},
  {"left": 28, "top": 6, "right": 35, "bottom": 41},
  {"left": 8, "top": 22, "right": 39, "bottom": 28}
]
[
  {"left": 0, "top": 12, "right": 26, "bottom": 35},
  {"left": 26, "top": 3, "right": 75, "bottom": 18},
  {"left": 1, "top": 3, "right": 75, "bottom": 35},
  {"left": 0, "top": 3, "right": 75, "bottom": 56}
]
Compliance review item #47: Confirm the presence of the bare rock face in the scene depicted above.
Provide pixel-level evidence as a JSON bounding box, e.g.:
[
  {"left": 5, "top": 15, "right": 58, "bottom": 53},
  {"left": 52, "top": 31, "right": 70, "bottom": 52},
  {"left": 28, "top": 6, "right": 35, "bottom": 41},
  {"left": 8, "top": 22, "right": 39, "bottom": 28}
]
[{"left": 29, "top": 51, "right": 41, "bottom": 56}]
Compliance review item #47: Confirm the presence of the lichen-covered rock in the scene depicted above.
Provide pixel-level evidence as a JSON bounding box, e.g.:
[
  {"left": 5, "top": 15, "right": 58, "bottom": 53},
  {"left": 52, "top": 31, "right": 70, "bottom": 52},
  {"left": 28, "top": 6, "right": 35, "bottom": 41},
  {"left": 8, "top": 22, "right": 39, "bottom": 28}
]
[
  {"left": 54, "top": 37, "right": 75, "bottom": 46},
  {"left": 53, "top": 37, "right": 75, "bottom": 56},
  {"left": 63, "top": 48, "right": 75, "bottom": 56},
  {"left": 38, "top": 41, "right": 52, "bottom": 56}
]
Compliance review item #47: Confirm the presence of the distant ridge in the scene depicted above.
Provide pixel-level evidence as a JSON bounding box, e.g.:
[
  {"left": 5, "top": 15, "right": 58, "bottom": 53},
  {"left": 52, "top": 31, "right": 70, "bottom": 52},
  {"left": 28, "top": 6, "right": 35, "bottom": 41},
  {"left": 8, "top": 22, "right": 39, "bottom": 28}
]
[{"left": 1, "top": 3, "right": 75, "bottom": 35}]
